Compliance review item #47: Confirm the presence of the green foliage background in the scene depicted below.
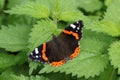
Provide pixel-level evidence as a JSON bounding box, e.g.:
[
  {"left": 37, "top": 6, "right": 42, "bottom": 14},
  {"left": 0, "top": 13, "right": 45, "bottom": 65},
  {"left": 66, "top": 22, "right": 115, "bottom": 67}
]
[{"left": 0, "top": 0, "right": 120, "bottom": 80}]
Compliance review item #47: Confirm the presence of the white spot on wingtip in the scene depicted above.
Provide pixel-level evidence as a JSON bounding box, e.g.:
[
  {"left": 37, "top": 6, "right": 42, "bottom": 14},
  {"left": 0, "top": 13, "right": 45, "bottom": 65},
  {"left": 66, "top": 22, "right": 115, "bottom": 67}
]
[
  {"left": 36, "top": 55, "right": 38, "bottom": 58},
  {"left": 35, "top": 48, "right": 39, "bottom": 54},
  {"left": 70, "top": 24, "right": 76, "bottom": 29},
  {"left": 30, "top": 53, "right": 33, "bottom": 55},
  {"left": 76, "top": 30, "right": 78, "bottom": 32},
  {"left": 39, "top": 55, "right": 41, "bottom": 57},
  {"left": 77, "top": 27, "right": 80, "bottom": 30}
]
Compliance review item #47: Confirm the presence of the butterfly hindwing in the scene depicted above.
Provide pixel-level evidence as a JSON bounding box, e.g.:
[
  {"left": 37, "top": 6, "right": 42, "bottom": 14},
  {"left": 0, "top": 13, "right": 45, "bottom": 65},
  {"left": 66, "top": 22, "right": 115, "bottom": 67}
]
[
  {"left": 29, "top": 20, "right": 84, "bottom": 67},
  {"left": 45, "top": 32, "right": 79, "bottom": 66}
]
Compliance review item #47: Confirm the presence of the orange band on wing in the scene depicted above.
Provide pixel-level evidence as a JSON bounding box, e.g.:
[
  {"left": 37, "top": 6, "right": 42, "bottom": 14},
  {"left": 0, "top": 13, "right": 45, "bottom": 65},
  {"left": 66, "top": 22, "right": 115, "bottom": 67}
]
[
  {"left": 50, "top": 46, "right": 80, "bottom": 67},
  {"left": 50, "top": 60, "right": 66, "bottom": 67},
  {"left": 42, "top": 43, "right": 48, "bottom": 61},
  {"left": 63, "top": 30, "right": 79, "bottom": 40},
  {"left": 69, "top": 46, "right": 80, "bottom": 59}
]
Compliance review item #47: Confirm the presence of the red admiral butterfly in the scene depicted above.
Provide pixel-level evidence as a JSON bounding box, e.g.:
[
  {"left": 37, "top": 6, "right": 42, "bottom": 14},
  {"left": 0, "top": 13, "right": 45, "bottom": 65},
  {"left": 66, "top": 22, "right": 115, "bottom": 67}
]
[{"left": 29, "top": 20, "right": 83, "bottom": 67}]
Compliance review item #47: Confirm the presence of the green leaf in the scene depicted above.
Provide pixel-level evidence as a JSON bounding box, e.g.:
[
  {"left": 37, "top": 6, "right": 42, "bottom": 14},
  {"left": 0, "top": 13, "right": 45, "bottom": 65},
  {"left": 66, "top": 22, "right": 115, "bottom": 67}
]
[
  {"left": 43, "top": 72, "right": 71, "bottom": 80},
  {"left": 6, "top": 0, "right": 85, "bottom": 22},
  {"left": 0, "top": 71, "right": 29, "bottom": 80},
  {"left": 10, "top": 75, "right": 49, "bottom": 80},
  {"left": 39, "top": 37, "right": 108, "bottom": 78},
  {"left": 15, "top": 51, "right": 28, "bottom": 65},
  {"left": 85, "top": 0, "right": 120, "bottom": 37},
  {"left": 28, "top": 19, "right": 57, "bottom": 52},
  {"left": 12, "top": 75, "right": 29, "bottom": 80},
  {"left": 101, "top": 0, "right": 120, "bottom": 36},
  {"left": 51, "top": 0, "right": 77, "bottom": 14},
  {"left": 81, "top": 38, "right": 105, "bottom": 53},
  {"left": 79, "top": 76, "right": 99, "bottom": 80},
  {"left": 103, "top": 0, "right": 120, "bottom": 24},
  {"left": 100, "top": 21, "right": 120, "bottom": 36},
  {"left": 0, "top": 70, "right": 49, "bottom": 80},
  {"left": 6, "top": 15, "right": 36, "bottom": 25},
  {"left": 57, "top": 0, "right": 77, "bottom": 11},
  {"left": 79, "top": 64, "right": 117, "bottom": 80},
  {"left": 6, "top": 1, "right": 50, "bottom": 18},
  {"left": 0, "top": 70, "right": 17, "bottom": 80},
  {"left": 85, "top": 20, "right": 120, "bottom": 37},
  {"left": 99, "top": 65, "right": 117, "bottom": 80},
  {"left": 50, "top": 0, "right": 80, "bottom": 21},
  {"left": 8, "top": 64, "right": 29, "bottom": 76},
  {"left": 0, "top": 15, "right": 2, "bottom": 26},
  {"left": 7, "top": 0, "right": 32, "bottom": 8},
  {"left": 76, "top": 0, "right": 102, "bottom": 12},
  {"left": 0, "top": 24, "right": 30, "bottom": 52},
  {"left": 108, "top": 41, "right": 120, "bottom": 74},
  {"left": 83, "top": 29, "right": 116, "bottom": 55},
  {"left": 30, "top": 75, "right": 49, "bottom": 80},
  {"left": 84, "top": 20, "right": 108, "bottom": 35},
  {"left": 0, "top": 52, "right": 16, "bottom": 69},
  {"left": 0, "top": 0, "right": 4, "bottom": 11},
  {"left": 0, "top": 51, "right": 28, "bottom": 70},
  {"left": 29, "top": 62, "right": 42, "bottom": 75},
  {"left": 105, "top": 0, "right": 114, "bottom": 6},
  {"left": 59, "top": 11, "right": 84, "bottom": 22}
]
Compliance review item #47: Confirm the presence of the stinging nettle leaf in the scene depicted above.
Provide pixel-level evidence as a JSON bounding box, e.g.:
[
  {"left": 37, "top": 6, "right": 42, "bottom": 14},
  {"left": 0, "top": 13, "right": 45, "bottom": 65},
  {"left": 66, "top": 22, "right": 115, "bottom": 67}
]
[
  {"left": 7, "top": 0, "right": 31, "bottom": 8},
  {"left": 85, "top": 19, "right": 120, "bottom": 37},
  {"left": 108, "top": 41, "right": 120, "bottom": 74},
  {"left": 58, "top": 0, "right": 77, "bottom": 11},
  {"left": 85, "top": 0, "right": 120, "bottom": 37},
  {"left": 0, "top": 0, "right": 5, "bottom": 11},
  {"left": 50, "top": 0, "right": 79, "bottom": 21},
  {"left": 29, "top": 62, "right": 42, "bottom": 75},
  {"left": 28, "top": 19, "right": 58, "bottom": 52},
  {"left": 0, "top": 69, "right": 49, "bottom": 80},
  {"left": 0, "top": 52, "right": 16, "bottom": 69},
  {"left": 0, "top": 51, "right": 28, "bottom": 70},
  {"left": 76, "top": 0, "right": 102, "bottom": 12},
  {"left": 30, "top": 75, "right": 49, "bottom": 80},
  {"left": 104, "top": 0, "right": 120, "bottom": 23},
  {"left": 100, "top": 21, "right": 120, "bottom": 36},
  {"left": 10, "top": 74, "right": 29, "bottom": 80},
  {"left": 80, "top": 38, "right": 106, "bottom": 54},
  {"left": 0, "top": 25, "right": 30, "bottom": 52},
  {"left": 99, "top": 65, "right": 117, "bottom": 80},
  {"left": 105, "top": 0, "right": 114, "bottom": 6},
  {"left": 0, "top": 70, "right": 19, "bottom": 80},
  {"left": 102, "top": 0, "right": 120, "bottom": 36},
  {"left": 59, "top": 11, "right": 84, "bottom": 22},
  {"left": 5, "top": 1, "right": 50, "bottom": 18}
]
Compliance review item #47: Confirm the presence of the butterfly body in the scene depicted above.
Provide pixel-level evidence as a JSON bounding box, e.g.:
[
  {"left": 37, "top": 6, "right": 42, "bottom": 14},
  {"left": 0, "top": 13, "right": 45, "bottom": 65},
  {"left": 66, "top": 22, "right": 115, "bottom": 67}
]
[{"left": 29, "top": 20, "right": 83, "bottom": 66}]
